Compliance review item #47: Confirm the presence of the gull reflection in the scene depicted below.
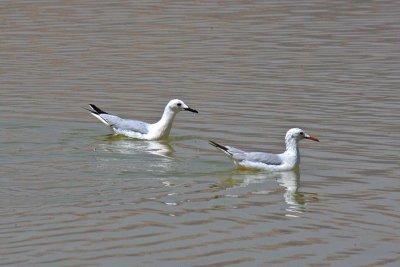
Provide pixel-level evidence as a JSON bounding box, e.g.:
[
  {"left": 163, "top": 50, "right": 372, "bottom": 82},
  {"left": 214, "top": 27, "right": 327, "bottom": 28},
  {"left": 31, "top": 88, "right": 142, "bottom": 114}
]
[
  {"left": 96, "top": 135, "right": 174, "bottom": 158},
  {"left": 220, "top": 169, "right": 317, "bottom": 216},
  {"left": 275, "top": 170, "right": 305, "bottom": 216},
  {"left": 92, "top": 136, "right": 176, "bottom": 172}
]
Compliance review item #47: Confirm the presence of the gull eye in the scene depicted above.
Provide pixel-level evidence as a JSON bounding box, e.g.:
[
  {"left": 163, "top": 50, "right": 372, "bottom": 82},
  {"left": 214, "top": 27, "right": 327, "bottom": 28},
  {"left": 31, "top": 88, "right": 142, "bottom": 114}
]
[
  {"left": 177, "top": 103, "right": 182, "bottom": 107},
  {"left": 300, "top": 132, "right": 304, "bottom": 135}
]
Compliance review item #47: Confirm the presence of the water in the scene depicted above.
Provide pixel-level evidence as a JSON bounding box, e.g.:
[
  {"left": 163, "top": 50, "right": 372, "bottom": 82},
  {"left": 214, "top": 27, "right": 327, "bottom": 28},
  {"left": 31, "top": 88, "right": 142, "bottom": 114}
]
[{"left": 1, "top": 1, "right": 399, "bottom": 266}]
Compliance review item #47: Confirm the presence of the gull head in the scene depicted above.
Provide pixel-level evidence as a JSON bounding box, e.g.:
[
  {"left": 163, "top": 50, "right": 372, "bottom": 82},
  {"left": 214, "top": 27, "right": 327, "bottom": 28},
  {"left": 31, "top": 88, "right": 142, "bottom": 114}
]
[
  {"left": 286, "top": 128, "right": 319, "bottom": 143},
  {"left": 167, "top": 99, "right": 198, "bottom": 114}
]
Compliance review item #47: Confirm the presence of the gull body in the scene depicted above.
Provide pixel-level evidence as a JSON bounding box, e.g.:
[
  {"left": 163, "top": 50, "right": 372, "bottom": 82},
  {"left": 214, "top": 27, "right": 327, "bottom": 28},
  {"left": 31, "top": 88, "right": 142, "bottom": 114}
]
[
  {"left": 209, "top": 128, "right": 319, "bottom": 171},
  {"left": 87, "top": 99, "right": 198, "bottom": 140}
]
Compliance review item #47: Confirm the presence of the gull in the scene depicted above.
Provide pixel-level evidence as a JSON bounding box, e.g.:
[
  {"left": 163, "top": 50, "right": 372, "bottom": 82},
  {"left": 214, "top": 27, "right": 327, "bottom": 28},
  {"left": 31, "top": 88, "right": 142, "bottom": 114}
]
[
  {"left": 209, "top": 128, "right": 319, "bottom": 171},
  {"left": 87, "top": 99, "right": 198, "bottom": 140}
]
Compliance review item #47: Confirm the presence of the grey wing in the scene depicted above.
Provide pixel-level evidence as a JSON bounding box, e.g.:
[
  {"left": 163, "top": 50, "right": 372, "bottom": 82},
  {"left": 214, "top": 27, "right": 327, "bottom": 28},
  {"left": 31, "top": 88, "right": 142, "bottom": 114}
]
[
  {"left": 99, "top": 114, "right": 149, "bottom": 134},
  {"left": 235, "top": 151, "right": 282, "bottom": 165}
]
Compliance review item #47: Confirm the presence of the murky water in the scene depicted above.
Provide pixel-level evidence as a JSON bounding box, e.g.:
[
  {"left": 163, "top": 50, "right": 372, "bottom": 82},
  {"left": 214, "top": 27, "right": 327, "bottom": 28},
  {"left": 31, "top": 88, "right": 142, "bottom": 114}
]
[{"left": 1, "top": 1, "right": 399, "bottom": 266}]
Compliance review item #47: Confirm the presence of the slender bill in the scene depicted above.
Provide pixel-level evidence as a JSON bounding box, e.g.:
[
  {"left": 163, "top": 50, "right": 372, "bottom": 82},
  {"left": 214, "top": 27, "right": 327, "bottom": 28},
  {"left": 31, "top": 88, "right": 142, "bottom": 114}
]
[
  {"left": 306, "top": 135, "right": 320, "bottom": 142},
  {"left": 184, "top": 107, "right": 198, "bottom": 113}
]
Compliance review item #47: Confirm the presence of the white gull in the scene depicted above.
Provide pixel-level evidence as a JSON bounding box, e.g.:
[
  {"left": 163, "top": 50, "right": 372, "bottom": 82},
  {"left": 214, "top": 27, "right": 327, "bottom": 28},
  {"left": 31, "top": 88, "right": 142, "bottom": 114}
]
[
  {"left": 209, "top": 128, "right": 319, "bottom": 171},
  {"left": 87, "top": 99, "right": 198, "bottom": 140}
]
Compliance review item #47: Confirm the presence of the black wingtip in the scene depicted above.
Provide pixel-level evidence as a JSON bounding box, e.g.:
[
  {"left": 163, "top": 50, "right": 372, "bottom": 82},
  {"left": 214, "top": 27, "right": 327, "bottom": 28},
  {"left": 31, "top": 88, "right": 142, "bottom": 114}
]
[
  {"left": 89, "top": 104, "right": 108, "bottom": 115},
  {"left": 209, "top": 140, "right": 228, "bottom": 151}
]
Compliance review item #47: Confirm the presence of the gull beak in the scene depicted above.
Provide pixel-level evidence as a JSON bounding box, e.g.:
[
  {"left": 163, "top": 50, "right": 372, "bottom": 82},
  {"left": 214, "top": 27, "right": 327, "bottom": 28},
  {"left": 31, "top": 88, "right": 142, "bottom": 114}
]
[
  {"left": 306, "top": 135, "right": 320, "bottom": 142},
  {"left": 184, "top": 107, "right": 198, "bottom": 113}
]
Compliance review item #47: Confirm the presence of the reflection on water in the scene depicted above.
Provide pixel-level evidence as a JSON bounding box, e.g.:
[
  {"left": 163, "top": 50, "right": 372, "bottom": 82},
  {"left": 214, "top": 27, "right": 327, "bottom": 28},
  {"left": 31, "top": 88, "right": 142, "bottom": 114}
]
[
  {"left": 218, "top": 169, "right": 318, "bottom": 217},
  {"left": 98, "top": 135, "right": 175, "bottom": 158},
  {"left": 276, "top": 170, "right": 304, "bottom": 216},
  {"left": 276, "top": 170, "right": 318, "bottom": 217},
  {"left": 91, "top": 135, "right": 177, "bottom": 175}
]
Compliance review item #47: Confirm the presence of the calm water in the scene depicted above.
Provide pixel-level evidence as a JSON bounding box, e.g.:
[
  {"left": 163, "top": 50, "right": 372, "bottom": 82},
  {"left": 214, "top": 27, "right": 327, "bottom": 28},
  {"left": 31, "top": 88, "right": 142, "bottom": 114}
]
[{"left": 1, "top": 1, "right": 399, "bottom": 266}]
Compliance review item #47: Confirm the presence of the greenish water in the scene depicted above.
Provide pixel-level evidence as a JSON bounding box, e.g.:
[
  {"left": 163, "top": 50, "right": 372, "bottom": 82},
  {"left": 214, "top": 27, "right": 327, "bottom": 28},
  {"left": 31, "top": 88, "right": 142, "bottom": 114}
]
[{"left": 1, "top": 1, "right": 399, "bottom": 266}]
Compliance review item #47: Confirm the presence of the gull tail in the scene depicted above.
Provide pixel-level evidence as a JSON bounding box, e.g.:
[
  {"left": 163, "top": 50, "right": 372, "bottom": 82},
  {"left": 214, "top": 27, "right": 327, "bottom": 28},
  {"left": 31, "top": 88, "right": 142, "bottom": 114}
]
[
  {"left": 86, "top": 104, "right": 110, "bottom": 126},
  {"left": 209, "top": 140, "right": 233, "bottom": 157}
]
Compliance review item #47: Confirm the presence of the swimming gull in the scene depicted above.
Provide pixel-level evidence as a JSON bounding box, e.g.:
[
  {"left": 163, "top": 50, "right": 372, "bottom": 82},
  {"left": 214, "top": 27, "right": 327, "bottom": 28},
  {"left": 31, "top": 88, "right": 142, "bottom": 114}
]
[
  {"left": 209, "top": 128, "right": 319, "bottom": 171},
  {"left": 87, "top": 99, "right": 198, "bottom": 140}
]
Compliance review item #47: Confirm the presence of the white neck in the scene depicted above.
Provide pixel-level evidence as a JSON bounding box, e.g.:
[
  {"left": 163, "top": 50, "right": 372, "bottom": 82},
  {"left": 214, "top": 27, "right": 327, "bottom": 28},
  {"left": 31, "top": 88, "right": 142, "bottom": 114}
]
[
  {"left": 283, "top": 137, "right": 300, "bottom": 167},
  {"left": 151, "top": 106, "right": 177, "bottom": 139}
]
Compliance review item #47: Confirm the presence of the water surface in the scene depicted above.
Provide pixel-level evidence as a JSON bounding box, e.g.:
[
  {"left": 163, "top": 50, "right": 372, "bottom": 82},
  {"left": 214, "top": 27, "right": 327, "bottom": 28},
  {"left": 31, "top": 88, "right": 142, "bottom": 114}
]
[{"left": 1, "top": 1, "right": 399, "bottom": 266}]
